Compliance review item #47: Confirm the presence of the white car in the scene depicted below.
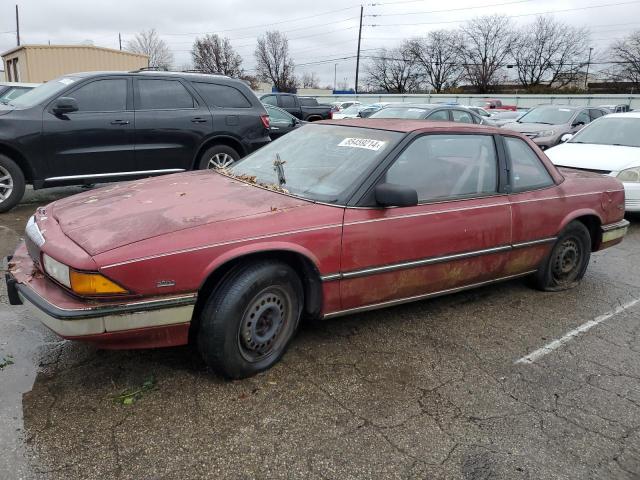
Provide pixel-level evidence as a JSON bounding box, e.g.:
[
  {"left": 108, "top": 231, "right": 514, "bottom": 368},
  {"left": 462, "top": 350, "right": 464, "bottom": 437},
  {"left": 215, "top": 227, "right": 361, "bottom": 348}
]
[
  {"left": 332, "top": 103, "right": 366, "bottom": 119},
  {"left": 546, "top": 112, "right": 640, "bottom": 212},
  {"left": 331, "top": 101, "right": 361, "bottom": 112}
]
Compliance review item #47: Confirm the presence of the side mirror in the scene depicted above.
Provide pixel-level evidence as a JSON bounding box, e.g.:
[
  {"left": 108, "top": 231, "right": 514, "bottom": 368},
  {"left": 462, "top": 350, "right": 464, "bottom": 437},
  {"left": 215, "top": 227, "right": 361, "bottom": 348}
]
[
  {"left": 572, "top": 121, "right": 585, "bottom": 128},
  {"left": 291, "top": 117, "right": 298, "bottom": 126},
  {"left": 560, "top": 133, "right": 573, "bottom": 143},
  {"left": 374, "top": 183, "right": 418, "bottom": 207},
  {"left": 52, "top": 97, "right": 78, "bottom": 115}
]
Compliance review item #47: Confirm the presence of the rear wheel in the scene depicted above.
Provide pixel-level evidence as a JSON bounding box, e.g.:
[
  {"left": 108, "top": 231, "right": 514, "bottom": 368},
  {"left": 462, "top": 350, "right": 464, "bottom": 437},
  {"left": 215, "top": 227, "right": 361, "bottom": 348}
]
[
  {"left": 531, "top": 221, "right": 591, "bottom": 291},
  {"left": 197, "top": 261, "right": 303, "bottom": 379},
  {"left": 197, "top": 145, "right": 240, "bottom": 170},
  {"left": 0, "top": 154, "right": 25, "bottom": 213}
]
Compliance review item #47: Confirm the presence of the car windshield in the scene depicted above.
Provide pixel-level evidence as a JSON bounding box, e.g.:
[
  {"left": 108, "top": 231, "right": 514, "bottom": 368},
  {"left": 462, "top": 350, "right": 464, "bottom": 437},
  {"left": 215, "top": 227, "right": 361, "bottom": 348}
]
[
  {"left": 569, "top": 117, "right": 640, "bottom": 147},
  {"left": 228, "top": 124, "right": 402, "bottom": 203},
  {"left": 491, "top": 111, "right": 520, "bottom": 120},
  {"left": 8, "top": 77, "right": 78, "bottom": 108},
  {"left": 518, "top": 106, "right": 575, "bottom": 125},
  {"left": 341, "top": 105, "right": 362, "bottom": 115},
  {"left": 370, "top": 107, "right": 429, "bottom": 119}
]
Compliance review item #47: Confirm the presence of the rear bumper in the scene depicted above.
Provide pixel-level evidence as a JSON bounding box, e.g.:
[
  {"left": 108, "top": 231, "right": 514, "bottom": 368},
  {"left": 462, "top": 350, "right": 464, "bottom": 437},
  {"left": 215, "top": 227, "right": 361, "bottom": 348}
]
[{"left": 5, "top": 244, "right": 196, "bottom": 349}]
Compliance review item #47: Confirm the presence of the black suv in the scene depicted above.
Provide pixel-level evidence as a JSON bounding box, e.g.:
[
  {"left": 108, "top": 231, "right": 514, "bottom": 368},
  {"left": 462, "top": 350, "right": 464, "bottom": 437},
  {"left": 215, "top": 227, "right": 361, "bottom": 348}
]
[{"left": 0, "top": 71, "right": 270, "bottom": 212}]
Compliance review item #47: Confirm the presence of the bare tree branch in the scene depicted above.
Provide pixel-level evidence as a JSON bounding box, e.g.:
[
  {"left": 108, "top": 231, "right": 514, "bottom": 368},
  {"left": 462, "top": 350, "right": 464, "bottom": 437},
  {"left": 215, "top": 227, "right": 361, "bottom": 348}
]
[
  {"left": 300, "top": 72, "right": 320, "bottom": 88},
  {"left": 125, "top": 29, "right": 173, "bottom": 70},
  {"left": 406, "top": 30, "right": 464, "bottom": 93},
  {"left": 364, "top": 44, "right": 422, "bottom": 93},
  {"left": 608, "top": 30, "right": 640, "bottom": 86},
  {"left": 254, "top": 31, "right": 297, "bottom": 92},
  {"left": 191, "top": 34, "right": 244, "bottom": 77}
]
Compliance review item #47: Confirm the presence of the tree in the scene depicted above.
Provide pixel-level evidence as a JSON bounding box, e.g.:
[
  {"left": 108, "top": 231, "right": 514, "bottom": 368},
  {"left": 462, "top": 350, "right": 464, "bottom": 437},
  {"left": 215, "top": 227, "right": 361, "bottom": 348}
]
[
  {"left": 300, "top": 72, "right": 320, "bottom": 88},
  {"left": 459, "top": 15, "right": 515, "bottom": 93},
  {"left": 126, "top": 29, "right": 173, "bottom": 70},
  {"left": 255, "top": 31, "right": 297, "bottom": 92},
  {"left": 406, "top": 30, "right": 464, "bottom": 93},
  {"left": 364, "top": 44, "right": 422, "bottom": 93},
  {"left": 608, "top": 30, "right": 640, "bottom": 86},
  {"left": 191, "top": 34, "right": 244, "bottom": 77},
  {"left": 513, "top": 16, "right": 590, "bottom": 89}
]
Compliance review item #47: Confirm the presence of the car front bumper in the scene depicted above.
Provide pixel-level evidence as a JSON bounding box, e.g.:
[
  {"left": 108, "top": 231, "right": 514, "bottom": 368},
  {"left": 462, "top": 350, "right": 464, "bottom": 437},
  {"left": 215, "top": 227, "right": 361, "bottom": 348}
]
[{"left": 5, "top": 242, "right": 197, "bottom": 349}]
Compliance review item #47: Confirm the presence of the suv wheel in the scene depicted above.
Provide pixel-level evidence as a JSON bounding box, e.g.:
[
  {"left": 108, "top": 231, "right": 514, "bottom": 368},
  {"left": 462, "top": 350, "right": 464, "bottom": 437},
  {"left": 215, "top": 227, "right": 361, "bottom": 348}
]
[
  {"left": 198, "top": 145, "right": 240, "bottom": 170},
  {"left": 0, "top": 154, "right": 26, "bottom": 213}
]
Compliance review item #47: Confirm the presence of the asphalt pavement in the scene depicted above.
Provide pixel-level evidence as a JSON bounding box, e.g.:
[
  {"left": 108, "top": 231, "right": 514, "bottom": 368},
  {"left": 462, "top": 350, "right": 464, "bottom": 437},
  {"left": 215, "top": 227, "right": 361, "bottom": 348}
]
[{"left": 1, "top": 186, "right": 639, "bottom": 479}]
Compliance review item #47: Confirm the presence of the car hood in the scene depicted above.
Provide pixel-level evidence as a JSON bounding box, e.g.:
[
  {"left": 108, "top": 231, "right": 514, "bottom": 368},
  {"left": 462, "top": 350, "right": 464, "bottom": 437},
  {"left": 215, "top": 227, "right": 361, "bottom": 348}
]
[
  {"left": 51, "top": 171, "right": 312, "bottom": 256},
  {"left": 546, "top": 143, "right": 640, "bottom": 172},
  {"left": 503, "top": 122, "right": 564, "bottom": 133}
]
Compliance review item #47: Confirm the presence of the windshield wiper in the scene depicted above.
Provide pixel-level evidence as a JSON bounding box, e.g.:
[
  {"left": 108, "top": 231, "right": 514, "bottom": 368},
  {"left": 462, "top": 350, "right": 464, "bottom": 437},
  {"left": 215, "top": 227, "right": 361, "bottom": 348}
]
[{"left": 273, "top": 153, "right": 286, "bottom": 186}]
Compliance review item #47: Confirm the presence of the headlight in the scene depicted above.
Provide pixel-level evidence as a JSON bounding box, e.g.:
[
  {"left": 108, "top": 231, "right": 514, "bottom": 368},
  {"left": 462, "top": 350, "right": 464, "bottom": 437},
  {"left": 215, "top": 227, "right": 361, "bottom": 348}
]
[
  {"left": 618, "top": 166, "right": 640, "bottom": 183},
  {"left": 539, "top": 130, "right": 556, "bottom": 137},
  {"left": 42, "top": 254, "right": 70, "bottom": 288},
  {"left": 42, "top": 253, "right": 128, "bottom": 295}
]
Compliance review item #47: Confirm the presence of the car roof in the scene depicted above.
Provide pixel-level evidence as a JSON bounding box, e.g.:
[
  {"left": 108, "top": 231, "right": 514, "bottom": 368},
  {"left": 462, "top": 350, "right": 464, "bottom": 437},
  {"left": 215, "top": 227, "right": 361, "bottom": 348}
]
[
  {"left": 603, "top": 111, "right": 640, "bottom": 119},
  {"left": 319, "top": 118, "right": 502, "bottom": 134},
  {"left": 64, "top": 70, "right": 231, "bottom": 81}
]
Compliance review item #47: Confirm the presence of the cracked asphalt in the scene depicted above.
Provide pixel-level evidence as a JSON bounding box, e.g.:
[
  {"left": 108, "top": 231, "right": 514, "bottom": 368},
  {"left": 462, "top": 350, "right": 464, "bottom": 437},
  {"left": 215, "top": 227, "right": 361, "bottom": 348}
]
[{"left": 1, "top": 186, "right": 640, "bottom": 479}]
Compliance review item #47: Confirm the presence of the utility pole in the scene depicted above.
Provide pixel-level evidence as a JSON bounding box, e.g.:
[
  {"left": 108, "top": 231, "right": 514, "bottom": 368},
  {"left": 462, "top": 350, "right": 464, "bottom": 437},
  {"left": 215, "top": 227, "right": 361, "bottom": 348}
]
[
  {"left": 15, "top": 5, "right": 20, "bottom": 46},
  {"left": 584, "top": 47, "right": 593, "bottom": 90},
  {"left": 119, "top": 33, "right": 122, "bottom": 50},
  {"left": 334, "top": 63, "right": 337, "bottom": 92},
  {"left": 354, "top": 5, "right": 363, "bottom": 94}
]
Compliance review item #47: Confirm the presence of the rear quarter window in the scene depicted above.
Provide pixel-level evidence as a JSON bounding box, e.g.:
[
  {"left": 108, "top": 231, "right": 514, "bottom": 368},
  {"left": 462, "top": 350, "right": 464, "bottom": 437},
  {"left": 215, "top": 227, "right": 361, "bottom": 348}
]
[
  {"left": 504, "top": 136, "right": 554, "bottom": 192},
  {"left": 193, "top": 82, "right": 252, "bottom": 108}
]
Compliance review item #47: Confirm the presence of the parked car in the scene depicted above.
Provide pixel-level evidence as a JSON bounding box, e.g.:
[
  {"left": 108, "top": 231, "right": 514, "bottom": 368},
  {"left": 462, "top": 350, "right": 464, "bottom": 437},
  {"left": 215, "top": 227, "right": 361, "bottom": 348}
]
[
  {"left": 490, "top": 110, "right": 525, "bottom": 128},
  {"left": 369, "top": 103, "right": 493, "bottom": 125},
  {"left": 7, "top": 119, "right": 628, "bottom": 378},
  {"left": 264, "top": 103, "right": 304, "bottom": 140},
  {"left": 0, "top": 82, "right": 39, "bottom": 103},
  {"left": 546, "top": 112, "right": 640, "bottom": 212},
  {"left": 299, "top": 97, "right": 332, "bottom": 109},
  {"left": 600, "top": 104, "right": 631, "bottom": 113},
  {"left": 331, "top": 101, "right": 361, "bottom": 112},
  {"left": 332, "top": 103, "right": 368, "bottom": 119},
  {"left": 357, "top": 102, "right": 391, "bottom": 118},
  {"left": 477, "top": 99, "right": 518, "bottom": 111},
  {"left": 260, "top": 93, "right": 332, "bottom": 122},
  {"left": 502, "top": 105, "right": 609, "bottom": 150},
  {"left": 466, "top": 106, "right": 492, "bottom": 118},
  {"left": 0, "top": 71, "right": 271, "bottom": 212}
]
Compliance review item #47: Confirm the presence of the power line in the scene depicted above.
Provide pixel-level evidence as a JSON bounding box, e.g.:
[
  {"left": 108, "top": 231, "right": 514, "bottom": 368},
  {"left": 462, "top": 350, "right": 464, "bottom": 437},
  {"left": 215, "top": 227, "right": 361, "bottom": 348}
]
[
  {"left": 367, "top": 0, "right": 537, "bottom": 17},
  {"left": 367, "top": 0, "right": 640, "bottom": 27}
]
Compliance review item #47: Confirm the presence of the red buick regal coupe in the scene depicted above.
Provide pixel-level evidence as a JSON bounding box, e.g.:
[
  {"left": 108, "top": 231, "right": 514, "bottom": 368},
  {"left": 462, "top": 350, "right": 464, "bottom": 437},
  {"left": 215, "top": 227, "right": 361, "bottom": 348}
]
[{"left": 6, "top": 120, "right": 629, "bottom": 378}]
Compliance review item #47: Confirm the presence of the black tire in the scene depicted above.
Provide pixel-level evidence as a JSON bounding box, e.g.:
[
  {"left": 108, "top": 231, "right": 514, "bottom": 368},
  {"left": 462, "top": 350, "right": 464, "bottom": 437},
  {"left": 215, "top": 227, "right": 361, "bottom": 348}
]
[
  {"left": 197, "top": 145, "right": 240, "bottom": 170},
  {"left": 0, "top": 154, "right": 26, "bottom": 214},
  {"left": 531, "top": 221, "right": 591, "bottom": 291},
  {"left": 197, "top": 261, "right": 303, "bottom": 379}
]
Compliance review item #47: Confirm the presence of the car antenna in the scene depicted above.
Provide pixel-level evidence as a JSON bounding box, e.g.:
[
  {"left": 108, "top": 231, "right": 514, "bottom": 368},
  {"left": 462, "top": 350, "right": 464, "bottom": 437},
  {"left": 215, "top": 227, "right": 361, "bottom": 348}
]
[{"left": 273, "top": 153, "right": 286, "bottom": 186}]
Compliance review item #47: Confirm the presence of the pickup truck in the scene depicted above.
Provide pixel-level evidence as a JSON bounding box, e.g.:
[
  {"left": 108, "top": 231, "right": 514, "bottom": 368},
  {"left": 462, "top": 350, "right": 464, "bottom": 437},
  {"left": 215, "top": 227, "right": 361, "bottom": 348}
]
[
  {"left": 477, "top": 98, "right": 518, "bottom": 111},
  {"left": 260, "top": 93, "right": 332, "bottom": 122}
]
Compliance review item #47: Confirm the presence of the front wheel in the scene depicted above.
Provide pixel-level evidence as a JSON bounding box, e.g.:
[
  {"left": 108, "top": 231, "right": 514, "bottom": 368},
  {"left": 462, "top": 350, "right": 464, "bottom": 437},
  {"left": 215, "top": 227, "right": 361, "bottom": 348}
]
[
  {"left": 0, "top": 154, "right": 26, "bottom": 213},
  {"left": 531, "top": 221, "right": 591, "bottom": 291},
  {"left": 197, "top": 145, "right": 240, "bottom": 170},
  {"left": 197, "top": 261, "right": 303, "bottom": 379}
]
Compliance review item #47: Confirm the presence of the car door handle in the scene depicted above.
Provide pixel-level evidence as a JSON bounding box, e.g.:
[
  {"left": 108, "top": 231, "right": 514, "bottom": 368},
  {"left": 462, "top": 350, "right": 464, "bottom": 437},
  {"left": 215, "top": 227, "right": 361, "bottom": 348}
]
[
  {"left": 110, "top": 120, "right": 130, "bottom": 125},
  {"left": 191, "top": 117, "right": 208, "bottom": 123}
]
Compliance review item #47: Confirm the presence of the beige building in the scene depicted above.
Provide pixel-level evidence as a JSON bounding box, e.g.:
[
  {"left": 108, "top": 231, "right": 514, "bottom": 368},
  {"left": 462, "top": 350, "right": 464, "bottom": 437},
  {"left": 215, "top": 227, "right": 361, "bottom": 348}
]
[{"left": 1, "top": 44, "right": 149, "bottom": 83}]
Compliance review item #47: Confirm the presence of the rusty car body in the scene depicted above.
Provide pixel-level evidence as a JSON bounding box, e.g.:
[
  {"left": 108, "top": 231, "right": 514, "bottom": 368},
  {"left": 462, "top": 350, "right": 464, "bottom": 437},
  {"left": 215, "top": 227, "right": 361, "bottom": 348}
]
[{"left": 5, "top": 119, "right": 629, "bottom": 378}]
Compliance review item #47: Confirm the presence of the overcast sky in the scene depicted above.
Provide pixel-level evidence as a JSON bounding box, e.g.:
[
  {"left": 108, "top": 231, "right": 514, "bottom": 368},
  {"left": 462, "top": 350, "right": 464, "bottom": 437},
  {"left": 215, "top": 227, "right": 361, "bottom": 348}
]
[{"left": 1, "top": 0, "right": 639, "bottom": 87}]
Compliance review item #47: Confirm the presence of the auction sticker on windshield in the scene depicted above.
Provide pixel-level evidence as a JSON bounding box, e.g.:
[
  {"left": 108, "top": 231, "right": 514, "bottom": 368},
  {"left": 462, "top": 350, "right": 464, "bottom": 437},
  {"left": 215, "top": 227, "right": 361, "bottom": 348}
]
[{"left": 338, "top": 138, "right": 386, "bottom": 151}]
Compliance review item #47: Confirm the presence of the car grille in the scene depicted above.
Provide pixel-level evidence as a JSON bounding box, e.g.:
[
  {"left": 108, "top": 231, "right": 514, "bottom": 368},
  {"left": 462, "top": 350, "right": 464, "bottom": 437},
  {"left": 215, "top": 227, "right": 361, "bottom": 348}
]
[{"left": 626, "top": 198, "right": 640, "bottom": 209}]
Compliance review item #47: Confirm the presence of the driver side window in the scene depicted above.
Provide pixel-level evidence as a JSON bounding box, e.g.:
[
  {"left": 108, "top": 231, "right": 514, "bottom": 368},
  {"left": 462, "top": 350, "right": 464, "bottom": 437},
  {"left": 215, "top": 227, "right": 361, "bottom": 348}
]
[
  {"left": 384, "top": 134, "right": 498, "bottom": 203},
  {"left": 574, "top": 110, "right": 590, "bottom": 126}
]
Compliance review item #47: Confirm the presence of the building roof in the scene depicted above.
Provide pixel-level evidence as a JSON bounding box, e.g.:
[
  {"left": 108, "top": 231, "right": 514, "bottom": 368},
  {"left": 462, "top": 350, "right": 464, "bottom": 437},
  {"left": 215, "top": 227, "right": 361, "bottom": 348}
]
[{"left": 1, "top": 44, "right": 148, "bottom": 59}]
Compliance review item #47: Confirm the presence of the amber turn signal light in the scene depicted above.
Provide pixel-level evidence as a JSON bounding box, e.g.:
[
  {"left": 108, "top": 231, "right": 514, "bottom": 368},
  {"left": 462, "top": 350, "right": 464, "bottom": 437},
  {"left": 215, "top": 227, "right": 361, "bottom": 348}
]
[{"left": 69, "top": 271, "right": 128, "bottom": 295}]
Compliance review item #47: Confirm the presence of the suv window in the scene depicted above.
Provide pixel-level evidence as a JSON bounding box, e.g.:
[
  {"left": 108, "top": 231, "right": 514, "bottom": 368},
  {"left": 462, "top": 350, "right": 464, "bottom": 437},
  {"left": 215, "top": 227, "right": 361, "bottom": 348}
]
[
  {"left": 427, "top": 110, "right": 449, "bottom": 121},
  {"left": 194, "top": 82, "right": 251, "bottom": 108},
  {"left": 261, "top": 95, "right": 277, "bottom": 106},
  {"left": 574, "top": 110, "right": 590, "bottom": 126},
  {"left": 137, "top": 79, "right": 195, "bottom": 110},
  {"left": 504, "top": 136, "right": 553, "bottom": 192},
  {"left": 268, "top": 106, "right": 291, "bottom": 123},
  {"left": 68, "top": 79, "right": 127, "bottom": 112},
  {"left": 384, "top": 134, "right": 498, "bottom": 202},
  {"left": 280, "top": 95, "right": 296, "bottom": 108},
  {"left": 452, "top": 110, "right": 474, "bottom": 124}
]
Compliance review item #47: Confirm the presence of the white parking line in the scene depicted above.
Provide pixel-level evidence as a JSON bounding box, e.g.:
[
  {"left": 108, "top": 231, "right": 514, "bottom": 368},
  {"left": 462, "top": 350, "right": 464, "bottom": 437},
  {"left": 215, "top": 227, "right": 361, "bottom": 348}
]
[{"left": 515, "top": 298, "right": 640, "bottom": 365}]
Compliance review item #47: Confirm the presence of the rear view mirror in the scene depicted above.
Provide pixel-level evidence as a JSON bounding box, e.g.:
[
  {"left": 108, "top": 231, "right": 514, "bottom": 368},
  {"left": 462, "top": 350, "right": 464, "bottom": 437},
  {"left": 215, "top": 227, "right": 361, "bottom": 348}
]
[
  {"left": 375, "top": 183, "right": 418, "bottom": 207},
  {"left": 52, "top": 97, "right": 78, "bottom": 115}
]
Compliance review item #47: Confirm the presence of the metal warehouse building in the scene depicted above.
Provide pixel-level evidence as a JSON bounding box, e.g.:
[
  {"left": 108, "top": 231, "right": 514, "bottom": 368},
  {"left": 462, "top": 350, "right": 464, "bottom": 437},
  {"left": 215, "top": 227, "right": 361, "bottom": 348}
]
[{"left": 1, "top": 44, "right": 149, "bottom": 83}]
